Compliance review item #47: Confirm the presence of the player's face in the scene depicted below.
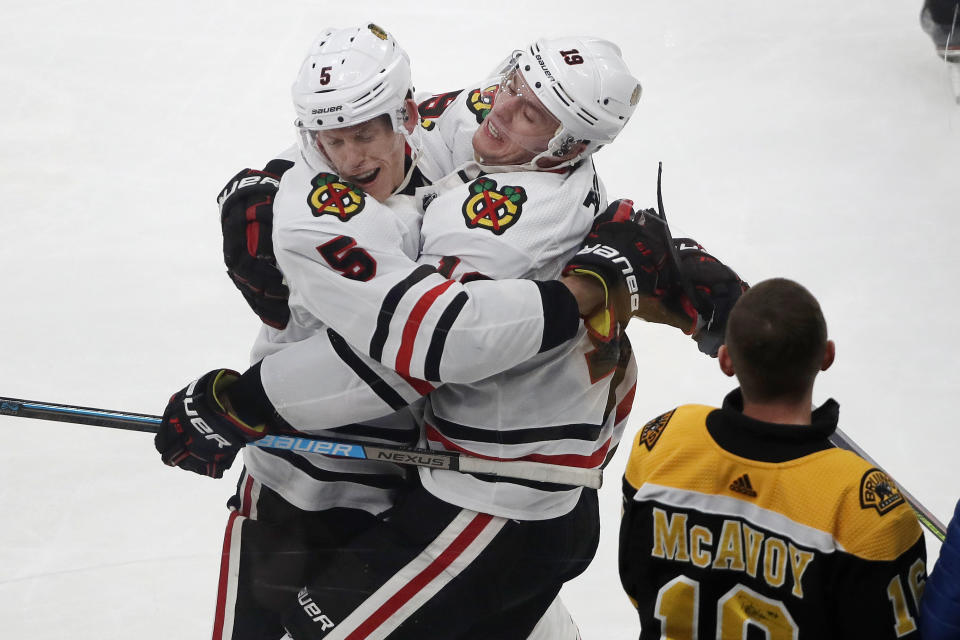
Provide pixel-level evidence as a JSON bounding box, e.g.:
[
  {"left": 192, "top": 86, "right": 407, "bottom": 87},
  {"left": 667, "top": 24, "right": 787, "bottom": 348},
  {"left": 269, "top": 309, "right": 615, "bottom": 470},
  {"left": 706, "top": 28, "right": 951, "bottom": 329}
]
[
  {"left": 315, "top": 116, "right": 406, "bottom": 202},
  {"left": 472, "top": 69, "right": 562, "bottom": 166}
]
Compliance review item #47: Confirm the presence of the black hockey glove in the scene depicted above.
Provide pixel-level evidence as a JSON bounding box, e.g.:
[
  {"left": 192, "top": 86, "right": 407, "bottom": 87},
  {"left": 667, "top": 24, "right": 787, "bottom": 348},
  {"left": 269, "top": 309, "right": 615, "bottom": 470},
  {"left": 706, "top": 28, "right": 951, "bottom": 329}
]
[
  {"left": 220, "top": 159, "right": 295, "bottom": 329},
  {"left": 154, "top": 369, "right": 269, "bottom": 479},
  {"left": 564, "top": 199, "right": 672, "bottom": 337},
  {"left": 665, "top": 238, "right": 748, "bottom": 357}
]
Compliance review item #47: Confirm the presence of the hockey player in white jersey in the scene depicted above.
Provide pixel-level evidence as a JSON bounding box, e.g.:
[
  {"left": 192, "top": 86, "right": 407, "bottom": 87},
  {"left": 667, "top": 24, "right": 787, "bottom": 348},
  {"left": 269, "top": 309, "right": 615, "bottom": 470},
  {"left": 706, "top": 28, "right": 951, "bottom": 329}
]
[
  {"left": 271, "top": 40, "right": 646, "bottom": 639},
  {"left": 155, "top": 24, "right": 744, "bottom": 640},
  {"left": 154, "top": 25, "right": 660, "bottom": 640},
  {"left": 274, "top": 40, "right": 726, "bottom": 640}
]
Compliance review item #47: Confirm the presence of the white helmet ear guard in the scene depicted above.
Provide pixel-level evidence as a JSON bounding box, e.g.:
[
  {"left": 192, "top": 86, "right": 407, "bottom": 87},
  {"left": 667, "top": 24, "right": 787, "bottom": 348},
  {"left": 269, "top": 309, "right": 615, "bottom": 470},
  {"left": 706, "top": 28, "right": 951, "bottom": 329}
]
[
  {"left": 291, "top": 23, "right": 421, "bottom": 175},
  {"left": 506, "top": 36, "right": 642, "bottom": 167}
]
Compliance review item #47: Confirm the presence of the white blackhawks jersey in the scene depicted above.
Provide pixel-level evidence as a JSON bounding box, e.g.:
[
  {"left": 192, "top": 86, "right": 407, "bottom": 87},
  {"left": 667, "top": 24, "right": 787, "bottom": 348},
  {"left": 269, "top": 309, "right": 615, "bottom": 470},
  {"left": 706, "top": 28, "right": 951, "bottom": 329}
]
[
  {"left": 413, "top": 166, "right": 636, "bottom": 520},
  {"left": 415, "top": 80, "right": 637, "bottom": 519},
  {"left": 240, "top": 143, "right": 566, "bottom": 514},
  {"left": 243, "top": 77, "right": 637, "bottom": 520}
]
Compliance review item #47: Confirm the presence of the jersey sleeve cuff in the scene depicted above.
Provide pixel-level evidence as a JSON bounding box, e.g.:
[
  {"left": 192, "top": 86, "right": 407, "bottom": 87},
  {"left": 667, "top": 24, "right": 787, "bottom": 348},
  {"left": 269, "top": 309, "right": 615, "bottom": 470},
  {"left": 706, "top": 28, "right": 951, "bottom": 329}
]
[
  {"left": 223, "top": 361, "right": 279, "bottom": 429},
  {"left": 535, "top": 280, "right": 581, "bottom": 353}
]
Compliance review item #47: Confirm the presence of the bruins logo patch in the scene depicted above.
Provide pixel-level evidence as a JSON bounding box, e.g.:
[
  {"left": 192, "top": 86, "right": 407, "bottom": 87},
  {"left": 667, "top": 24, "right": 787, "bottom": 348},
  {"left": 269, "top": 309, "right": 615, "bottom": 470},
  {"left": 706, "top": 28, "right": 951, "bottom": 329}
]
[
  {"left": 639, "top": 410, "right": 674, "bottom": 451},
  {"left": 307, "top": 173, "right": 366, "bottom": 221},
  {"left": 859, "top": 468, "right": 905, "bottom": 515},
  {"left": 461, "top": 178, "right": 527, "bottom": 234},
  {"left": 466, "top": 84, "right": 499, "bottom": 124}
]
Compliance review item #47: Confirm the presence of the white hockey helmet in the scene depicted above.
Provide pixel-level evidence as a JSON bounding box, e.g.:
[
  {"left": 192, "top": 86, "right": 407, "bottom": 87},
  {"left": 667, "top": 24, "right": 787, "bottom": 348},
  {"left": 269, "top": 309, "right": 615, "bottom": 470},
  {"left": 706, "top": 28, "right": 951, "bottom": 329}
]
[
  {"left": 501, "top": 36, "right": 641, "bottom": 168},
  {"left": 292, "top": 24, "right": 417, "bottom": 170}
]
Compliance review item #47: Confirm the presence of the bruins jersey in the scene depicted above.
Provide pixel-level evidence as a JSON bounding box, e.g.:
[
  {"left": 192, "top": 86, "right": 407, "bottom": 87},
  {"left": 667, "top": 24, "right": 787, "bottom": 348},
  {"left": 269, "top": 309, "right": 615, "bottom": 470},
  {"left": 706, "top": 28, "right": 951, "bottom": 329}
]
[{"left": 620, "top": 390, "right": 926, "bottom": 639}]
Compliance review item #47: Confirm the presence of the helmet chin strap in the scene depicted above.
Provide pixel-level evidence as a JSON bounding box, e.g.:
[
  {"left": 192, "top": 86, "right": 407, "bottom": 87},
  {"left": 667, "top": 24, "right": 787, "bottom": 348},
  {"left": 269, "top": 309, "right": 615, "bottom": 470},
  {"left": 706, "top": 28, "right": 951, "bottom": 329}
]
[
  {"left": 390, "top": 121, "right": 423, "bottom": 196},
  {"left": 473, "top": 128, "right": 587, "bottom": 173},
  {"left": 473, "top": 156, "right": 578, "bottom": 174}
]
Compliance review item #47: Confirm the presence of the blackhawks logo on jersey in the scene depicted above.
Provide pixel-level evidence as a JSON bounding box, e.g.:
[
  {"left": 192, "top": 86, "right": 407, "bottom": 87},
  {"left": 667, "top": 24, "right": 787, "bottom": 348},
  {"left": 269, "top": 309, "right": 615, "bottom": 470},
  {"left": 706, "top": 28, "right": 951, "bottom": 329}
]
[
  {"left": 859, "top": 468, "right": 905, "bottom": 515},
  {"left": 307, "top": 173, "right": 366, "bottom": 221},
  {"left": 639, "top": 410, "right": 675, "bottom": 451},
  {"left": 466, "top": 84, "right": 499, "bottom": 124},
  {"left": 461, "top": 178, "right": 527, "bottom": 235}
]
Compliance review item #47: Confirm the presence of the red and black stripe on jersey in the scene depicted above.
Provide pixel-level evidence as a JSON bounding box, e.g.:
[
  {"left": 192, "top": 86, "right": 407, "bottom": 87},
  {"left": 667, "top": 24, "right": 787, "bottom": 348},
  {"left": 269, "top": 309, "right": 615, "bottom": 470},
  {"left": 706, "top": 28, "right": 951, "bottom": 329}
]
[
  {"left": 423, "top": 391, "right": 629, "bottom": 493},
  {"left": 327, "top": 329, "right": 427, "bottom": 410},
  {"left": 367, "top": 267, "right": 579, "bottom": 384},
  {"left": 367, "top": 265, "right": 468, "bottom": 382}
]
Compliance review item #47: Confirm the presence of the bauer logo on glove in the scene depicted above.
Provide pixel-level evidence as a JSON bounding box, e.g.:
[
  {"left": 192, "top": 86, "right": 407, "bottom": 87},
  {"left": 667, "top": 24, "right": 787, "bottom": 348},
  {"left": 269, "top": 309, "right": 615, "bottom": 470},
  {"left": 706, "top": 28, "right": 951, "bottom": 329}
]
[
  {"left": 573, "top": 242, "right": 642, "bottom": 314},
  {"left": 155, "top": 369, "right": 269, "bottom": 479},
  {"left": 182, "top": 377, "right": 234, "bottom": 449},
  {"left": 219, "top": 159, "right": 295, "bottom": 329},
  {"left": 563, "top": 199, "right": 673, "bottom": 336},
  {"left": 217, "top": 172, "right": 281, "bottom": 210}
]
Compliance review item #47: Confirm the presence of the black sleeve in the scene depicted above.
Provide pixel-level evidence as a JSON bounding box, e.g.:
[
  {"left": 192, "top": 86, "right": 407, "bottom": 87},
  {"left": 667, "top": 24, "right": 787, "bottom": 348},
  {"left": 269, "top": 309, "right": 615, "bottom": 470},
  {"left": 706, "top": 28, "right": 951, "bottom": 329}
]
[
  {"left": 535, "top": 280, "right": 581, "bottom": 353},
  {"left": 224, "top": 361, "right": 282, "bottom": 428},
  {"left": 828, "top": 535, "right": 927, "bottom": 639}
]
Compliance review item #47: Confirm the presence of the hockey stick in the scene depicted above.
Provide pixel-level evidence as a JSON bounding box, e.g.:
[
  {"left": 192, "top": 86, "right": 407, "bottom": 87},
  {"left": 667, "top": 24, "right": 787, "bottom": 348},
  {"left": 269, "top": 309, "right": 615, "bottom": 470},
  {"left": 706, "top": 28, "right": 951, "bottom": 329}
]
[
  {"left": 0, "top": 396, "right": 603, "bottom": 489},
  {"left": 635, "top": 163, "right": 721, "bottom": 352},
  {"left": 641, "top": 170, "right": 947, "bottom": 538},
  {"left": 652, "top": 162, "right": 698, "bottom": 309},
  {"left": 944, "top": 4, "right": 960, "bottom": 104},
  {"left": 828, "top": 427, "right": 946, "bottom": 541}
]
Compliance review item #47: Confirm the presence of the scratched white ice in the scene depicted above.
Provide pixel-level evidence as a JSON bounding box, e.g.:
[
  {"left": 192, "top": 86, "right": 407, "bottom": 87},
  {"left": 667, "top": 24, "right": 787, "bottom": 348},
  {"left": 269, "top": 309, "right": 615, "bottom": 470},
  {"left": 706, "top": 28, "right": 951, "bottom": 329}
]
[{"left": 1, "top": 1, "right": 957, "bottom": 637}]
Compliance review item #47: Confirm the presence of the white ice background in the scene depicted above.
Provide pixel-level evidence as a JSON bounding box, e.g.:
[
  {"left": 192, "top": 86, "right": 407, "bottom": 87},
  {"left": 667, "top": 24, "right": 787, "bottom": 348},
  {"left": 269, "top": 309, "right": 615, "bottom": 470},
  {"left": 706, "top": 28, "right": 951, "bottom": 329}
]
[{"left": 1, "top": 1, "right": 958, "bottom": 637}]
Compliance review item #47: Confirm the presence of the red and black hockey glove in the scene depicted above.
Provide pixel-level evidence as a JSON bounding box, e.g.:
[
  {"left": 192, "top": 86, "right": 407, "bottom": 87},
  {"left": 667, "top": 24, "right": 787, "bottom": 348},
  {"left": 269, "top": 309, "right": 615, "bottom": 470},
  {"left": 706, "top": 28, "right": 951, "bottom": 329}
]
[
  {"left": 664, "top": 238, "right": 748, "bottom": 356},
  {"left": 564, "top": 199, "right": 672, "bottom": 337},
  {"left": 220, "top": 159, "right": 295, "bottom": 329},
  {"left": 154, "top": 369, "right": 269, "bottom": 478}
]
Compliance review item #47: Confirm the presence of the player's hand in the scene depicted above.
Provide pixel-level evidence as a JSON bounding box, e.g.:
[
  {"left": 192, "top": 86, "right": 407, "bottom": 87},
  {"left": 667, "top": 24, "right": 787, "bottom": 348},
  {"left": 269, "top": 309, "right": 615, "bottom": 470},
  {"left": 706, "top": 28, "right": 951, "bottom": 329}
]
[
  {"left": 564, "top": 199, "right": 672, "bottom": 334},
  {"left": 154, "top": 369, "right": 268, "bottom": 478},
  {"left": 220, "top": 159, "right": 295, "bottom": 329},
  {"left": 665, "top": 238, "right": 748, "bottom": 356}
]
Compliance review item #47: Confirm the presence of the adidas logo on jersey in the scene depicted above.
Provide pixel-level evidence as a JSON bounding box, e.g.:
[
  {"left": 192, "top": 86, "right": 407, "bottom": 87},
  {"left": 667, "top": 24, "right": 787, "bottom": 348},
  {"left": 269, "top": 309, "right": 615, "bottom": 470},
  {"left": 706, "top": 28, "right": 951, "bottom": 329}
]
[{"left": 729, "top": 473, "right": 757, "bottom": 497}]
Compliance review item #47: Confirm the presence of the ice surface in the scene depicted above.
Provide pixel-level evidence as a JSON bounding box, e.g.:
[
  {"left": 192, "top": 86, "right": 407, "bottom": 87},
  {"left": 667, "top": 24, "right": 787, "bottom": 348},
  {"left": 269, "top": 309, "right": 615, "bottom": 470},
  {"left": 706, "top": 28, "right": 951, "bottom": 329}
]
[{"left": 1, "top": 1, "right": 957, "bottom": 637}]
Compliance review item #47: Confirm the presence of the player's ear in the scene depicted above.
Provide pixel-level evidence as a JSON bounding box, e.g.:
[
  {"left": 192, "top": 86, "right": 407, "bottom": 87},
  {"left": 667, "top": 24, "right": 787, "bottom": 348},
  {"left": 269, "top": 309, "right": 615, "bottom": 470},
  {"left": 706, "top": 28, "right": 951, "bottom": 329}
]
[
  {"left": 717, "top": 345, "right": 736, "bottom": 377},
  {"left": 821, "top": 340, "right": 835, "bottom": 372},
  {"left": 402, "top": 98, "right": 418, "bottom": 134}
]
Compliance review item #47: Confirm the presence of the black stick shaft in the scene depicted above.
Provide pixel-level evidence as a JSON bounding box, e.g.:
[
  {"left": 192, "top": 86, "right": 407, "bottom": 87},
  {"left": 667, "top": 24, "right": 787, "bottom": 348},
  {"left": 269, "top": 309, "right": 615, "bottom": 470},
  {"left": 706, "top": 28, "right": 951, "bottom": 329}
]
[
  {"left": 0, "top": 395, "right": 602, "bottom": 488},
  {"left": 0, "top": 396, "right": 161, "bottom": 432},
  {"left": 829, "top": 427, "right": 946, "bottom": 542}
]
